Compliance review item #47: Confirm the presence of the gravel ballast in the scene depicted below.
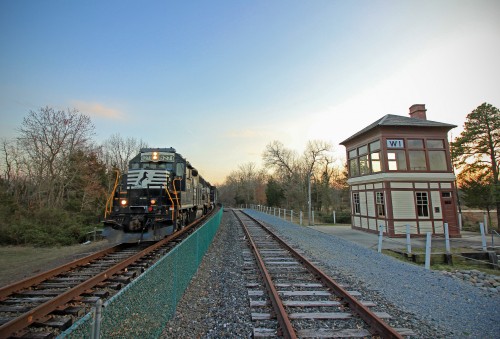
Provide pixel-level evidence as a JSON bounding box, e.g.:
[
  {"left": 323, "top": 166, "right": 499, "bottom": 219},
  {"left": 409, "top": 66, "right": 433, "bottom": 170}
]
[
  {"left": 162, "top": 210, "right": 253, "bottom": 338},
  {"left": 161, "top": 209, "right": 500, "bottom": 338}
]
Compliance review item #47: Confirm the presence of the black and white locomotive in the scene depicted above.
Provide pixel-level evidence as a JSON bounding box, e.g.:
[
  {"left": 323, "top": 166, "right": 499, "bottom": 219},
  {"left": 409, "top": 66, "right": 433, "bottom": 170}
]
[{"left": 103, "top": 147, "right": 216, "bottom": 243}]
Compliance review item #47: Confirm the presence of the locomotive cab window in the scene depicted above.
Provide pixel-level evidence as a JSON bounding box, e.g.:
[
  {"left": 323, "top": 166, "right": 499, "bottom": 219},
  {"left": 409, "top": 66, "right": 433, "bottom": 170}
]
[{"left": 176, "top": 163, "right": 185, "bottom": 177}]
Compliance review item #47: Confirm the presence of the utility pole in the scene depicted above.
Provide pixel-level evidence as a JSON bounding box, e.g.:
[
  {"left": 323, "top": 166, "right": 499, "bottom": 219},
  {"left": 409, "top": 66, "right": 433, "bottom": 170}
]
[{"left": 308, "top": 172, "right": 312, "bottom": 226}]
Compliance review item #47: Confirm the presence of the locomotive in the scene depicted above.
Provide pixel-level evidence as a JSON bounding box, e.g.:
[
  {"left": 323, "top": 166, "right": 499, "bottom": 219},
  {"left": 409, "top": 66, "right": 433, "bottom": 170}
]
[{"left": 103, "top": 147, "right": 216, "bottom": 243}]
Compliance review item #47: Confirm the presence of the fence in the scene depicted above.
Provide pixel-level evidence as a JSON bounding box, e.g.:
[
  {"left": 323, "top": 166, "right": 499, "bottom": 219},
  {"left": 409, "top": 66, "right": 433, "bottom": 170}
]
[
  {"left": 246, "top": 206, "right": 499, "bottom": 270},
  {"left": 244, "top": 204, "right": 350, "bottom": 226},
  {"left": 60, "top": 208, "right": 223, "bottom": 338},
  {"left": 374, "top": 222, "right": 499, "bottom": 270}
]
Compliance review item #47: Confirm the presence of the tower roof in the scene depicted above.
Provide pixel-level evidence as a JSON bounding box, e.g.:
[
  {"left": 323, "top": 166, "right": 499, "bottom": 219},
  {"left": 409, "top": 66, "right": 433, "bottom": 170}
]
[{"left": 340, "top": 114, "right": 456, "bottom": 145}]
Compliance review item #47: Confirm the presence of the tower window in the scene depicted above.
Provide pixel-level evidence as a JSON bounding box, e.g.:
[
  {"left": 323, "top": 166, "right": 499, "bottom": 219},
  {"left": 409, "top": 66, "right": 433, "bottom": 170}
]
[
  {"left": 416, "top": 192, "right": 429, "bottom": 217},
  {"left": 376, "top": 192, "right": 385, "bottom": 216}
]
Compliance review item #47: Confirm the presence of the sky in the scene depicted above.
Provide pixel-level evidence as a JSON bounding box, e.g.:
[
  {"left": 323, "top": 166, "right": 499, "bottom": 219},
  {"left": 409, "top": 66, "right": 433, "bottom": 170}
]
[{"left": 1, "top": 0, "right": 499, "bottom": 184}]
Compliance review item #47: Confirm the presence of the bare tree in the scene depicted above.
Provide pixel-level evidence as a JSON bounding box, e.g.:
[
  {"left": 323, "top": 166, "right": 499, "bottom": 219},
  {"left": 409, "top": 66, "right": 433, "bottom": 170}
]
[
  {"left": 1, "top": 139, "right": 30, "bottom": 204},
  {"left": 16, "top": 106, "right": 95, "bottom": 208},
  {"left": 101, "top": 134, "right": 148, "bottom": 173},
  {"left": 262, "top": 140, "right": 333, "bottom": 211},
  {"left": 302, "top": 140, "right": 332, "bottom": 178},
  {"left": 218, "top": 162, "right": 267, "bottom": 206},
  {"left": 262, "top": 140, "right": 298, "bottom": 180}
]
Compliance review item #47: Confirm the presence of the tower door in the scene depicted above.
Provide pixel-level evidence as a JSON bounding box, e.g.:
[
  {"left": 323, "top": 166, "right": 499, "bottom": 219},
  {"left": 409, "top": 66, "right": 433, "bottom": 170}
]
[{"left": 441, "top": 192, "right": 458, "bottom": 233}]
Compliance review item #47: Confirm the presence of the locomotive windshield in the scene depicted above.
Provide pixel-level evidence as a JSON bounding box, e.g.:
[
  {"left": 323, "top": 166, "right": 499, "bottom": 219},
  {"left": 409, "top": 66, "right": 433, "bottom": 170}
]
[
  {"left": 129, "top": 150, "right": 177, "bottom": 171},
  {"left": 140, "top": 151, "right": 175, "bottom": 162},
  {"left": 129, "top": 162, "right": 174, "bottom": 170}
]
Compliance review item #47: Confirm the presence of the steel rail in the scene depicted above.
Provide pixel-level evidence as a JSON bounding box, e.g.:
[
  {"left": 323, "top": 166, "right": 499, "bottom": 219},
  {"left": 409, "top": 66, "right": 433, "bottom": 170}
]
[
  {"left": 242, "top": 210, "right": 404, "bottom": 339},
  {"left": 0, "top": 210, "right": 215, "bottom": 338},
  {"left": 233, "top": 210, "right": 297, "bottom": 339}
]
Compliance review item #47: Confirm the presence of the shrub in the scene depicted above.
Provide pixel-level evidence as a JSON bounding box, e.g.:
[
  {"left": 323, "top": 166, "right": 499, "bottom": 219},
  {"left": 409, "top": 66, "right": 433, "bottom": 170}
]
[
  {"left": 316, "top": 210, "right": 351, "bottom": 224},
  {"left": 0, "top": 207, "right": 100, "bottom": 247}
]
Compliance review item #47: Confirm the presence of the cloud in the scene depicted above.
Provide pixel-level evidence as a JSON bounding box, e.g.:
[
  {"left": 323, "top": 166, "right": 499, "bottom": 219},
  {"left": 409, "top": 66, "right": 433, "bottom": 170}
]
[{"left": 71, "top": 100, "right": 126, "bottom": 120}]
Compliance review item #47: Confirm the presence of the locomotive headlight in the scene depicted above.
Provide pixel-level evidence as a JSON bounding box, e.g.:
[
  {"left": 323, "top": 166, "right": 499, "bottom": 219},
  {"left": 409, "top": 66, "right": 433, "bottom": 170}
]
[
  {"left": 152, "top": 152, "right": 159, "bottom": 160},
  {"left": 120, "top": 199, "right": 128, "bottom": 206},
  {"left": 150, "top": 199, "right": 157, "bottom": 205}
]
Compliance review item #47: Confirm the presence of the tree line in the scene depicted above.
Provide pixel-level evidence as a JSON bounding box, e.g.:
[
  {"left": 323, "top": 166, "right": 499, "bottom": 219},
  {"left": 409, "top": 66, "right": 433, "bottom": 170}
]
[
  {"left": 217, "top": 140, "right": 351, "bottom": 223},
  {"left": 0, "top": 106, "right": 147, "bottom": 246}
]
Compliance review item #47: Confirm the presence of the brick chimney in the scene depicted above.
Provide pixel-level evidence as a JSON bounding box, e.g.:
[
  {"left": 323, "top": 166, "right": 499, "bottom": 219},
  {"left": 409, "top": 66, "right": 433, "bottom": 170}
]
[{"left": 409, "top": 104, "right": 427, "bottom": 120}]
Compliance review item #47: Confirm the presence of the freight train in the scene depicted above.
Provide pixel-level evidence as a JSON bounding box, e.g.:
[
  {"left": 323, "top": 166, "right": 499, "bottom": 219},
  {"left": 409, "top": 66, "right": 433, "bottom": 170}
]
[{"left": 103, "top": 148, "right": 216, "bottom": 243}]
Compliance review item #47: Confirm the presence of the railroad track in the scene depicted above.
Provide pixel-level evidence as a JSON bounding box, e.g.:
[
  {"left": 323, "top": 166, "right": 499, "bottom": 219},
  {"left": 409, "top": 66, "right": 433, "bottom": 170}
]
[
  {"left": 0, "top": 211, "right": 214, "bottom": 339},
  {"left": 234, "top": 209, "right": 414, "bottom": 338}
]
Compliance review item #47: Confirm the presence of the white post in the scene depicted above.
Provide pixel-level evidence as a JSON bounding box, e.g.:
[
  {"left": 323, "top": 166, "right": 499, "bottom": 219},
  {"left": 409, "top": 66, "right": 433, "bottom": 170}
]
[
  {"left": 300, "top": 211, "right": 303, "bottom": 226},
  {"left": 406, "top": 224, "right": 412, "bottom": 254},
  {"left": 444, "top": 223, "right": 451, "bottom": 254},
  {"left": 278, "top": 208, "right": 281, "bottom": 218},
  {"left": 274, "top": 207, "right": 276, "bottom": 216},
  {"left": 291, "top": 210, "right": 293, "bottom": 223},
  {"left": 284, "top": 209, "right": 286, "bottom": 220},
  {"left": 377, "top": 224, "right": 384, "bottom": 253},
  {"left": 312, "top": 211, "right": 315, "bottom": 225},
  {"left": 483, "top": 212, "right": 488, "bottom": 234},
  {"left": 458, "top": 212, "right": 462, "bottom": 231},
  {"left": 425, "top": 232, "right": 432, "bottom": 270},
  {"left": 333, "top": 211, "right": 336, "bottom": 224},
  {"left": 479, "top": 222, "right": 487, "bottom": 251}
]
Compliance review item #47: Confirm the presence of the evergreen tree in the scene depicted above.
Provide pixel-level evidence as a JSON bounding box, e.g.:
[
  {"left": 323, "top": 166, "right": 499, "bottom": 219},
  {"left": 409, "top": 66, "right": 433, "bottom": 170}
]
[
  {"left": 265, "top": 177, "right": 284, "bottom": 207},
  {"left": 452, "top": 103, "right": 500, "bottom": 230}
]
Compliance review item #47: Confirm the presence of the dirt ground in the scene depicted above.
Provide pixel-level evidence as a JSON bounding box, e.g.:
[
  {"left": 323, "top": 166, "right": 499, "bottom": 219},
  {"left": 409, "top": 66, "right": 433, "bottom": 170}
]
[{"left": 0, "top": 240, "right": 113, "bottom": 288}]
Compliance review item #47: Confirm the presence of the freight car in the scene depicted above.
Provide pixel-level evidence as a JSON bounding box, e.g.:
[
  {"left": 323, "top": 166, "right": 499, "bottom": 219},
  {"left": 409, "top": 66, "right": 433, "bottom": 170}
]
[{"left": 103, "top": 148, "right": 216, "bottom": 243}]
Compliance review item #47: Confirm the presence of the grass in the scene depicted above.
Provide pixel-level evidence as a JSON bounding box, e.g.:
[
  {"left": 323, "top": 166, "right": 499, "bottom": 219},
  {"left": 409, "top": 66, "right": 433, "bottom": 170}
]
[
  {"left": 396, "top": 246, "right": 478, "bottom": 254},
  {"left": 431, "top": 263, "right": 500, "bottom": 276},
  {"left": 382, "top": 248, "right": 500, "bottom": 276},
  {"left": 309, "top": 223, "right": 352, "bottom": 227},
  {"left": 0, "top": 241, "right": 110, "bottom": 287}
]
